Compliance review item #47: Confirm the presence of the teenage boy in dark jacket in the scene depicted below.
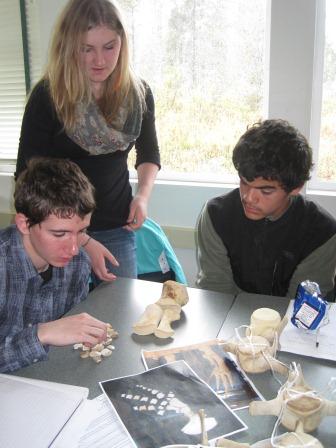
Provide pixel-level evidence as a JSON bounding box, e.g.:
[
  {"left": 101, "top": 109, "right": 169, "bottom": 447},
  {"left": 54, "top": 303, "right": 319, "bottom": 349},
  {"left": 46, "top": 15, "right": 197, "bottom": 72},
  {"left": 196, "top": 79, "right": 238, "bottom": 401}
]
[{"left": 196, "top": 119, "right": 336, "bottom": 298}]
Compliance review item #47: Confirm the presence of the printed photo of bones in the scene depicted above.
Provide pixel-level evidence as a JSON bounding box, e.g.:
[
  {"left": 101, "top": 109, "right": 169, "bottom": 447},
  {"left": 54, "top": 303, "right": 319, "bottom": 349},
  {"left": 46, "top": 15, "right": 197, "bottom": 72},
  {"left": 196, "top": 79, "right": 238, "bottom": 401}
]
[
  {"left": 143, "top": 339, "right": 262, "bottom": 410},
  {"left": 100, "top": 360, "right": 246, "bottom": 448}
]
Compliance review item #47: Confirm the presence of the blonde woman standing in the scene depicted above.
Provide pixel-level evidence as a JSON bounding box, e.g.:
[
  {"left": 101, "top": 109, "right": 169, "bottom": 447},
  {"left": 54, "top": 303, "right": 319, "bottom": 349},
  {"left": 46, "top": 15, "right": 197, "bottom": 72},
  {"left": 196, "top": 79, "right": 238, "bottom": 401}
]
[{"left": 16, "top": 0, "right": 160, "bottom": 285}]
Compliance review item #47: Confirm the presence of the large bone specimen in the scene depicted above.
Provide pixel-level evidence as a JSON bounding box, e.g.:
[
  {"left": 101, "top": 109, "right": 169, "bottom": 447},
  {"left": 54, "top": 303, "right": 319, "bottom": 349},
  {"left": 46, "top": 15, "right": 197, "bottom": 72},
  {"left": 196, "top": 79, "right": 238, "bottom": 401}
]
[
  {"left": 216, "top": 439, "right": 250, "bottom": 447},
  {"left": 216, "top": 423, "right": 324, "bottom": 446},
  {"left": 249, "top": 364, "right": 336, "bottom": 432},
  {"left": 159, "top": 426, "right": 324, "bottom": 447},
  {"left": 197, "top": 414, "right": 323, "bottom": 447},
  {"left": 132, "top": 303, "right": 163, "bottom": 335},
  {"left": 270, "top": 424, "right": 324, "bottom": 448},
  {"left": 133, "top": 280, "right": 189, "bottom": 338},
  {"left": 161, "top": 280, "right": 189, "bottom": 306},
  {"left": 154, "top": 304, "right": 182, "bottom": 338},
  {"left": 222, "top": 334, "right": 288, "bottom": 375},
  {"left": 246, "top": 307, "right": 288, "bottom": 343},
  {"left": 215, "top": 429, "right": 323, "bottom": 447}
]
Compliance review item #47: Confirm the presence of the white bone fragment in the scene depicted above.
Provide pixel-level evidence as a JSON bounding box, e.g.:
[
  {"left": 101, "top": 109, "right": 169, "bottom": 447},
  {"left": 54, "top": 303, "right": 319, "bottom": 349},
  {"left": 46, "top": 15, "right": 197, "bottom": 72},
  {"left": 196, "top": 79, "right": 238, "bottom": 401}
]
[
  {"left": 199, "top": 408, "right": 208, "bottom": 446},
  {"left": 107, "top": 328, "right": 118, "bottom": 338},
  {"left": 89, "top": 350, "right": 102, "bottom": 358},
  {"left": 101, "top": 348, "right": 112, "bottom": 357},
  {"left": 216, "top": 439, "right": 250, "bottom": 447},
  {"left": 91, "top": 343, "right": 104, "bottom": 352}
]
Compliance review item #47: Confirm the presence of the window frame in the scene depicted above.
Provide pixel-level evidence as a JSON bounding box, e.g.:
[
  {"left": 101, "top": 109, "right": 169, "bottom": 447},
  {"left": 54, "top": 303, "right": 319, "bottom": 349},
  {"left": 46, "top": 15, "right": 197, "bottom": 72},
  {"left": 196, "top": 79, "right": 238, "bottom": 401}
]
[{"left": 308, "top": 0, "right": 336, "bottom": 191}]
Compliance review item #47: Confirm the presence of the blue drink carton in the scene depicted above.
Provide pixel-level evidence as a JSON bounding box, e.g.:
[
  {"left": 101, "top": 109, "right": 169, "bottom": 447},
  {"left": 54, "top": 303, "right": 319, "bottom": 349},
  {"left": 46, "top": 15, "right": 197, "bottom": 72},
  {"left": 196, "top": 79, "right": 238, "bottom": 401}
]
[{"left": 291, "top": 280, "right": 327, "bottom": 330}]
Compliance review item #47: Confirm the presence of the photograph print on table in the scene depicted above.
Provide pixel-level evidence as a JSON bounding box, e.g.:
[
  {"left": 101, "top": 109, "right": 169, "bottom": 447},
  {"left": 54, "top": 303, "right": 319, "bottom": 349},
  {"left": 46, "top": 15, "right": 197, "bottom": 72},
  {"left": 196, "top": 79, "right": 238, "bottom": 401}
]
[
  {"left": 142, "top": 339, "right": 262, "bottom": 410},
  {"left": 100, "top": 360, "right": 246, "bottom": 448}
]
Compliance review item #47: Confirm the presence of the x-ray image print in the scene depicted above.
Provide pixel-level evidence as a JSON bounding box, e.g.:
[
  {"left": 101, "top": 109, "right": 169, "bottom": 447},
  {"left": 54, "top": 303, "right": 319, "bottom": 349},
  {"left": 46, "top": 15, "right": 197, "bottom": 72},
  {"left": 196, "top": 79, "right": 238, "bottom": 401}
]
[
  {"left": 142, "top": 339, "right": 262, "bottom": 410},
  {"left": 100, "top": 360, "right": 246, "bottom": 448}
]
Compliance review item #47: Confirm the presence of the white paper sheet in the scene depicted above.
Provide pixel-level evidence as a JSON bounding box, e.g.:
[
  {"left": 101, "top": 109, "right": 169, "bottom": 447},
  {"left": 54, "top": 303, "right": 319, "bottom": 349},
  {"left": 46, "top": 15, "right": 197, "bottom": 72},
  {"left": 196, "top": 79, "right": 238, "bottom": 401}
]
[
  {"left": 51, "top": 399, "right": 93, "bottom": 448},
  {"left": 0, "top": 374, "right": 87, "bottom": 448},
  {"left": 78, "top": 394, "right": 134, "bottom": 448},
  {"left": 279, "top": 300, "right": 336, "bottom": 361}
]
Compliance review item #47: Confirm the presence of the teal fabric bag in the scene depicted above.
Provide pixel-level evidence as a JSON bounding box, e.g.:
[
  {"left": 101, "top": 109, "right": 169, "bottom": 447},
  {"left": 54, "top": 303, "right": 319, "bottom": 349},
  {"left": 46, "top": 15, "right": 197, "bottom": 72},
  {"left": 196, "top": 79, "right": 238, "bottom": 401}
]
[{"left": 135, "top": 218, "right": 187, "bottom": 285}]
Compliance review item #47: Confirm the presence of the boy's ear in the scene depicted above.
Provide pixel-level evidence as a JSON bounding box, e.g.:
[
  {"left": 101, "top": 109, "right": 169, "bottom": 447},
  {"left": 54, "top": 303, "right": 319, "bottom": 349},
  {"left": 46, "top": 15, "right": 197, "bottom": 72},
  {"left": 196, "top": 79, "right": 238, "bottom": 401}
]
[
  {"left": 289, "top": 184, "right": 303, "bottom": 197},
  {"left": 15, "top": 213, "right": 30, "bottom": 235}
]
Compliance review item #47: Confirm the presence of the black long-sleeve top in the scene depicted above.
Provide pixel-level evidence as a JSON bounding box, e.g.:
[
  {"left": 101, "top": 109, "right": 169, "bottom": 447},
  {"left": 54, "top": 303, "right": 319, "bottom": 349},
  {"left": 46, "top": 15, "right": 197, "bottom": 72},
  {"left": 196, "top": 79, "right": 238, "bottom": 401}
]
[{"left": 16, "top": 80, "right": 160, "bottom": 230}]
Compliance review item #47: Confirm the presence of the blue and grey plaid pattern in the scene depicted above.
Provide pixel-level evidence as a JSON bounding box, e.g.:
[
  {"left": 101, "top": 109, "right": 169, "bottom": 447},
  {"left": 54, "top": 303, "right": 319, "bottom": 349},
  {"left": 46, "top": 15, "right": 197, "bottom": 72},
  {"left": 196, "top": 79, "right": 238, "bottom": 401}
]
[{"left": 0, "top": 225, "right": 91, "bottom": 372}]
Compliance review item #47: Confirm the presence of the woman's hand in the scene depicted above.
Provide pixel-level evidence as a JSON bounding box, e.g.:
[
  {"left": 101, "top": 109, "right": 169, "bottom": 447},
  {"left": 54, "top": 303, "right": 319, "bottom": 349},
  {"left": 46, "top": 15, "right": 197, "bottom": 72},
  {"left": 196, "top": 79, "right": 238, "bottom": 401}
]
[
  {"left": 124, "top": 162, "right": 159, "bottom": 231},
  {"left": 83, "top": 237, "right": 119, "bottom": 281},
  {"left": 124, "top": 194, "right": 148, "bottom": 230}
]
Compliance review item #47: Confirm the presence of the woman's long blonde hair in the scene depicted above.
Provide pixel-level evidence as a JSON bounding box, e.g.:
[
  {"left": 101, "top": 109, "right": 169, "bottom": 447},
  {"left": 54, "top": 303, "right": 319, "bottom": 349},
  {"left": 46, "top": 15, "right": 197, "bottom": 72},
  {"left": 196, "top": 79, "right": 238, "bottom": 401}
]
[{"left": 44, "top": 0, "right": 145, "bottom": 130}]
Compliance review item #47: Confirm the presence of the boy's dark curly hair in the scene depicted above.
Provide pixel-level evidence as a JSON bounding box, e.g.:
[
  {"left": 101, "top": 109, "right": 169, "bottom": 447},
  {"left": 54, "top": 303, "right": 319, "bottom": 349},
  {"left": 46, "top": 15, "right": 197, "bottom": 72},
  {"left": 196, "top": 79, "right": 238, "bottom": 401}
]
[
  {"left": 232, "top": 119, "right": 313, "bottom": 192},
  {"left": 15, "top": 157, "right": 95, "bottom": 226}
]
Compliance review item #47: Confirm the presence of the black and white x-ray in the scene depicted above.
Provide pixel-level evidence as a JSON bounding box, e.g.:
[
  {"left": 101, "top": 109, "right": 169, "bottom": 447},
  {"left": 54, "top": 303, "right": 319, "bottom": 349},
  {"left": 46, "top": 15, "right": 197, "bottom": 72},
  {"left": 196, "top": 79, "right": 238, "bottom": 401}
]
[
  {"left": 142, "top": 339, "right": 262, "bottom": 410},
  {"left": 100, "top": 360, "right": 246, "bottom": 448}
]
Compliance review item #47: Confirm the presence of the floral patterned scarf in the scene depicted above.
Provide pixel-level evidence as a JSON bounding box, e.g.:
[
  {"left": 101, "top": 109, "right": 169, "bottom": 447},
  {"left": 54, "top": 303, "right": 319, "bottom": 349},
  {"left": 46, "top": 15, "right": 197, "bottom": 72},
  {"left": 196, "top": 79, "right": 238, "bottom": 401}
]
[{"left": 66, "top": 95, "right": 142, "bottom": 155}]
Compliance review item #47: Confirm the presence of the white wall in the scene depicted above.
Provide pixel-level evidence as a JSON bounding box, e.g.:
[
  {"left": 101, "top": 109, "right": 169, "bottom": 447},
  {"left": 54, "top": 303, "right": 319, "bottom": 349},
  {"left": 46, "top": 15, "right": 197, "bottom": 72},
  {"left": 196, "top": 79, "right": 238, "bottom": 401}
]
[
  {"left": 266, "top": 0, "right": 316, "bottom": 137},
  {"left": 1, "top": 0, "right": 336, "bottom": 235}
]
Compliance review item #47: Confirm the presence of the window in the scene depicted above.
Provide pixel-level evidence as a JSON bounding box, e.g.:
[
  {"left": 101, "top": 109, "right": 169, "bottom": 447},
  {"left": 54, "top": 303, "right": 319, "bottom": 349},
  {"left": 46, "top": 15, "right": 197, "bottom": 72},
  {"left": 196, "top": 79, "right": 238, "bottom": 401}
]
[
  {"left": 119, "top": 0, "right": 267, "bottom": 182},
  {"left": 310, "top": 0, "right": 336, "bottom": 190},
  {"left": 0, "top": 0, "right": 27, "bottom": 165},
  {"left": 1, "top": 0, "right": 335, "bottom": 192}
]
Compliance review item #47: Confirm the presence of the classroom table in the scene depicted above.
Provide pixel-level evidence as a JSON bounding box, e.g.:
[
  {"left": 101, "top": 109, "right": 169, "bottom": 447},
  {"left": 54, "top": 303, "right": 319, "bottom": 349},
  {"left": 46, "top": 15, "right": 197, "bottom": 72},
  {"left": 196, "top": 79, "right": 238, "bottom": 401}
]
[
  {"left": 14, "top": 277, "right": 235, "bottom": 399},
  {"left": 217, "top": 292, "right": 336, "bottom": 448},
  {"left": 13, "top": 284, "right": 335, "bottom": 447}
]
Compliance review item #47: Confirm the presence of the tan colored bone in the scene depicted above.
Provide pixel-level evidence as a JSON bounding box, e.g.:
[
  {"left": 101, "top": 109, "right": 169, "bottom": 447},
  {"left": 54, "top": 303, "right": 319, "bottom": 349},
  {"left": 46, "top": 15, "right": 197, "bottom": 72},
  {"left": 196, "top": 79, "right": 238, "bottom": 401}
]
[
  {"left": 216, "top": 431, "right": 323, "bottom": 447},
  {"left": 133, "top": 281, "right": 189, "bottom": 338},
  {"left": 216, "top": 438, "right": 250, "bottom": 447},
  {"left": 74, "top": 323, "right": 118, "bottom": 363},
  {"left": 133, "top": 303, "right": 163, "bottom": 335},
  {"left": 246, "top": 307, "right": 288, "bottom": 343},
  {"left": 222, "top": 335, "right": 288, "bottom": 375},
  {"left": 161, "top": 280, "right": 189, "bottom": 306},
  {"left": 249, "top": 364, "right": 336, "bottom": 432},
  {"left": 198, "top": 408, "right": 209, "bottom": 446},
  {"left": 275, "top": 432, "right": 323, "bottom": 447},
  {"left": 154, "top": 307, "right": 182, "bottom": 338},
  {"left": 165, "top": 417, "right": 324, "bottom": 448}
]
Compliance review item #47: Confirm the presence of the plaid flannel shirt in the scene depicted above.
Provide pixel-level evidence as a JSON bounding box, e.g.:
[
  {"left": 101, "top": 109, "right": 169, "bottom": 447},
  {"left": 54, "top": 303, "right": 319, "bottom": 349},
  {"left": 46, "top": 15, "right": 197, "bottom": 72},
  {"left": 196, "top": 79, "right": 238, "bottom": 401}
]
[{"left": 0, "top": 225, "right": 91, "bottom": 372}]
